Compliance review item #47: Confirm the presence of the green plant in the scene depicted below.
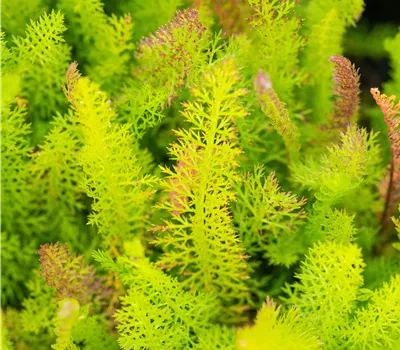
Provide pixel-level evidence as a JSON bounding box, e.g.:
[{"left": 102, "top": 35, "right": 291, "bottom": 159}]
[{"left": 2, "top": 0, "right": 400, "bottom": 349}]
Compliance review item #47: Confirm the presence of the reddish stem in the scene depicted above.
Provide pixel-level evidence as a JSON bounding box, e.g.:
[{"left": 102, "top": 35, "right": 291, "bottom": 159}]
[{"left": 380, "top": 155, "right": 395, "bottom": 234}]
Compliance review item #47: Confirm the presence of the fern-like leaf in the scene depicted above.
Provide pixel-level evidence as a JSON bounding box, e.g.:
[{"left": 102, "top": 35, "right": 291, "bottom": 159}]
[
  {"left": 292, "top": 125, "right": 376, "bottom": 206},
  {"left": 58, "top": 0, "right": 134, "bottom": 95},
  {"left": 1, "top": 104, "right": 40, "bottom": 236},
  {"left": 254, "top": 71, "right": 300, "bottom": 163},
  {"left": 329, "top": 55, "right": 360, "bottom": 130},
  {"left": 346, "top": 274, "right": 400, "bottom": 349},
  {"left": 30, "top": 111, "right": 88, "bottom": 248},
  {"left": 236, "top": 298, "right": 321, "bottom": 350},
  {"left": 1, "top": 232, "right": 36, "bottom": 306},
  {"left": 232, "top": 166, "right": 307, "bottom": 267},
  {"left": 247, "top": 0, "right": 305, "bottom": 106},
  {"left": 284, "top": 241, "right": 365, "bottom": 348},
  {"left": 38, "top": 242, "right": 113, "bottom": 316},
  {"left": 370, "top": 88, "right": 400, "bottom": 232},
  {"left": 63, "top": 62, "right": 156, "bottom": 247},
  {"left": 136, "top": 8, "right": 209, "bottom": 103},
  {"left": 20, "top": 274, "right": 56, "bottom": 336},
  {"left": 154, "top": 58, "right": 250, "bottom": 319},
  {"left": 12, "top": 11, "right": 71, "bottom": 119},
  {"left": 113, "top": 258, "right": 218, "bottom": 349}
]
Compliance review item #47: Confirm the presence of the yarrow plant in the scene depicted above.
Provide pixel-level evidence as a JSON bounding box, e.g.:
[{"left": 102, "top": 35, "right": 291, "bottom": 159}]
[{"left": 2, "top": 0, "right": 400, "bottom": 349}]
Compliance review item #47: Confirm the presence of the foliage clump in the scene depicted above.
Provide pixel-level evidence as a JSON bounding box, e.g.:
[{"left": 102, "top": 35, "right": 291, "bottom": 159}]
[{"left": 2, "top": 0, "right": 400, "bottom": 349}]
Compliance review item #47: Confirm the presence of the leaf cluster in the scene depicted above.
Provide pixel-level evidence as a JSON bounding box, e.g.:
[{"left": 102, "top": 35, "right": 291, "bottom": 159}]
[{"left": 3, "top": 1, "right": 400, "bottom": 349}]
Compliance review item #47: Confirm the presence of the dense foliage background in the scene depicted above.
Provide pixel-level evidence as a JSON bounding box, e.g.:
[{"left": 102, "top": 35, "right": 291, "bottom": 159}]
[{"left": 1, "top": 0, "right": 400, "bottom": 349}]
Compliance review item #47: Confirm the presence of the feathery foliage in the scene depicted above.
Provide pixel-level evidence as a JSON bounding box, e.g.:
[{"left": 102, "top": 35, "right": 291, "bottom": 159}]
[
  {"left": 1, "top": 232, "right": 36, "bottom": 305},
  {"left": 236, "top": 299, "right": 321, "bottom": 350},
  {"left": 115, "top": 259, "right": 219, "bottom": 349},
  {"left": 284, "top": 241, "right": 365, "bottom": 347},
  {"left": 346, "top": 274, "right": 400, "bottom": 348},
  {"left": 38, "top": 243, "right": 111, "bottom": 312},
  {"left": 247, "top": 0, "right": 305, "bottom": 106},
  {"left": 254, "top": 71, "right": 300, "bottom": 163},
  {"left": 30, "top": 111, "right": 90, "bottom": 249},
  {"left": 19, "top": 276, "right": 56, "bottom": 336},
  {"left": 232, "top": 166, "right": 307, "bottom": 267},
  {"left": 154, "top": 58, "right": 249, "bottom": 318},
  {"left": 302, "top": 0, "right": 364, "bottom": 122},
  {"left": 135, "top": 8, "right": 209, "bottom": 104},
  {"left": 1, "top": 104, "right": 35, "bottom": 236},
  {"left": 12, "top": 11, "right": 71, "bottom": 121},
  {"left": 303, "top": 9, "right": 346, "bottom": 122},
  {"left": 63, "top": 62, "right": 156, "bottom": 248},
  {"left": 371, "top": 88, "right": 400, "bottom": 235},
  {"left": 293, "top": 126, "right": 375, "bottom": 206},
  {"left": 59, "top": 0, "right": 134, "bottom": 94},
  {"left": 3, "top": 1, "right": 400, "bottom": 349},
  {"left": 329, "top": 55, "right": 361, "bottom": 130}
]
